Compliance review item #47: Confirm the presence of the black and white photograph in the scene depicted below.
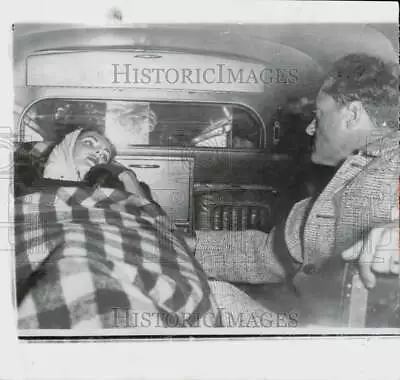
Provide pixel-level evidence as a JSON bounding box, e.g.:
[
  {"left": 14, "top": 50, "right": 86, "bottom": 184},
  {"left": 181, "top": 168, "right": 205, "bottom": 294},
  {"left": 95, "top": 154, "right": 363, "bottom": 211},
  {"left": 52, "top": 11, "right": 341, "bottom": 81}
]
[
  {"left": 2, "top": 0, "right": 400, "bottom": 378},
  {"left": 12, "top": 3, "right": 399, "bottom": 333}
]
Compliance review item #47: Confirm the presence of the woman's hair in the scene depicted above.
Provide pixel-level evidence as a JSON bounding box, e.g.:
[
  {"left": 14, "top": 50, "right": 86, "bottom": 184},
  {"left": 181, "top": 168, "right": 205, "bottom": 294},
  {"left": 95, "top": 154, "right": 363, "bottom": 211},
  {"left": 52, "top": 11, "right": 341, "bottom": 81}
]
[
  {"left": 84, "top": 165, "right": 125, "bottom": 191},
  {"left": 84, "top": 164, "right": 155, "bottom": 200}
]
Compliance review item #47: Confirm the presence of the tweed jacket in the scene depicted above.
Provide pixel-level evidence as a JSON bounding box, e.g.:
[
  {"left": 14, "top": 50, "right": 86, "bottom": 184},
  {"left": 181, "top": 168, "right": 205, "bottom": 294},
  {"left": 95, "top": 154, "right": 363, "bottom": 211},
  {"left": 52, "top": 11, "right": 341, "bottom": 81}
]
[{"left": 283, "top": 130, "right": 399, "bottom": 288}]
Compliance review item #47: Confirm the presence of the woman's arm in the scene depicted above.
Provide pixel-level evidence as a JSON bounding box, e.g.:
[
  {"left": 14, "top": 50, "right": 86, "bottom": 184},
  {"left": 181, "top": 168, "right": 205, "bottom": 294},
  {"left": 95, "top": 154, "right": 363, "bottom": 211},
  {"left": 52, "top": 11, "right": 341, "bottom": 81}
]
[{"left": 118, "top": 170, "right": 150, "bottom": 199}]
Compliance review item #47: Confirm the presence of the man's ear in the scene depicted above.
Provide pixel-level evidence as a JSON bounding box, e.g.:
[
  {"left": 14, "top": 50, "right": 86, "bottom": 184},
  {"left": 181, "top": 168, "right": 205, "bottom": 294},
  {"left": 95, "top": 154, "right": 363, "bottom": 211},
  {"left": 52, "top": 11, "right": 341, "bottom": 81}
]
[{"left": 344, "top": 101, "right": 364, "bottom": 129}]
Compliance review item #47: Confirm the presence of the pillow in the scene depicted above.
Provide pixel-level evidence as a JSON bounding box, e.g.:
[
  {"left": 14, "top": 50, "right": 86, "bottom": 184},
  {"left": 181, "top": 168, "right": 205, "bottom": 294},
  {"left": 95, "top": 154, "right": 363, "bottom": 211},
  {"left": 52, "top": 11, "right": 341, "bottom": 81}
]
[{"left": 14, "top": 141, "right": 56, "bottom": 196}]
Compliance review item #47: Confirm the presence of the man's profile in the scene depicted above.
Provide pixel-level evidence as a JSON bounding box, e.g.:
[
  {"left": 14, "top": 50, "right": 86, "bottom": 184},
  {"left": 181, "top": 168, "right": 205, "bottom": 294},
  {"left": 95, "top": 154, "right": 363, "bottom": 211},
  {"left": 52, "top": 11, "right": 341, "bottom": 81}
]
[{"left": 196, "top": 53, "right": 399, "bottom": 325}]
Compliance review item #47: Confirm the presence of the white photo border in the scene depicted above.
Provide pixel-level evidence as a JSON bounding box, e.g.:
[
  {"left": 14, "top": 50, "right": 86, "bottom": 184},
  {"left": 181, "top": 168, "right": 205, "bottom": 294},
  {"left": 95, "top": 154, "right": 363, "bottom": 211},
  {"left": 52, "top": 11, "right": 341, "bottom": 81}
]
[{"left": 1, "top": 1, "right": 399, "bottom": 379}]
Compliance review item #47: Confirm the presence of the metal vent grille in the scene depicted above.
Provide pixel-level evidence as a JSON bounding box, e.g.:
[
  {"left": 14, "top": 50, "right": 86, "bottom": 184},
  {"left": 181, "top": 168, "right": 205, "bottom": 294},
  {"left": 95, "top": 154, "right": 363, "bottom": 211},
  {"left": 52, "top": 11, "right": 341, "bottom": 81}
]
[{"left": 209, "top": 202, "right": 271, "bottom": 231}]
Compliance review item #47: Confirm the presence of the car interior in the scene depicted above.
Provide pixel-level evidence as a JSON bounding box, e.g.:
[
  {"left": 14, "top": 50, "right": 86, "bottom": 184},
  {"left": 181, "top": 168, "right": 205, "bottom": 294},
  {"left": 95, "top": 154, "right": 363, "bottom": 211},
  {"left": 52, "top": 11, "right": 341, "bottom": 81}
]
[{"left": 13, "top": 22, "right": 399, "bottom": 328}]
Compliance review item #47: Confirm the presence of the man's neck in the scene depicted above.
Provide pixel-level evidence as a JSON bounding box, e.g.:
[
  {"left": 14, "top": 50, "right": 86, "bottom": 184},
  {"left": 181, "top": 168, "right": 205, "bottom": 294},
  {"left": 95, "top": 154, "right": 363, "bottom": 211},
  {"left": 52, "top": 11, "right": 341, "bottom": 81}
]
[{"left": 352, "top": 127, "right": 396, "bottom": 156}]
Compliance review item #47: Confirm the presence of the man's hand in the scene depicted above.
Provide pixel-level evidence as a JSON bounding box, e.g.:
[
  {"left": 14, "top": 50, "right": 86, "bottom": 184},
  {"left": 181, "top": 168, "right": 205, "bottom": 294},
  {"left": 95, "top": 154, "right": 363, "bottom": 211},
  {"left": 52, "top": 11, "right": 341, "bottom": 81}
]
[{"left": 342, "top": 225, "right": 399, "bottom": 289}]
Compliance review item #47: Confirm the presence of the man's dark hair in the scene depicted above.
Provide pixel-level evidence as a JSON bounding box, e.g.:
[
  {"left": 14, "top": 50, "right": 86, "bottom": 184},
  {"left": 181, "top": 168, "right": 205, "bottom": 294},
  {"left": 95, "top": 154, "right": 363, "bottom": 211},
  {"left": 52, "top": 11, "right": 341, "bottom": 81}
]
[{"left": 321, "top": 53, "right": 399, "bottom": 130}]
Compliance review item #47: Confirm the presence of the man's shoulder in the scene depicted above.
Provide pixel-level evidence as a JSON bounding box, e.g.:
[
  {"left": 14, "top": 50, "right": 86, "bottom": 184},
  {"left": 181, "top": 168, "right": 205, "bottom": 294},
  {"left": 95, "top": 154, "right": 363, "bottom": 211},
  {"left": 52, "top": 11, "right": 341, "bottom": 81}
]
[
  {"left": 339, "top": 133, "right": 399, "bottom": 209},
  {"left": 363, "top": 130, "right": 400, "bottom": 172}
]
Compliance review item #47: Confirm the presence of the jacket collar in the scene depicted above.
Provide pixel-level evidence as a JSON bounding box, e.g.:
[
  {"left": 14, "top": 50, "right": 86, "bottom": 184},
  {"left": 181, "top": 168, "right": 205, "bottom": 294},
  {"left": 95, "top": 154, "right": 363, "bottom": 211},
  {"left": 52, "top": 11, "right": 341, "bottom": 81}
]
[
  {"left": 313, "top": 129, "right": 399, "bottom": 203},
  {"left": 352, "top": 129, "right": 399, "bottom": 159}
]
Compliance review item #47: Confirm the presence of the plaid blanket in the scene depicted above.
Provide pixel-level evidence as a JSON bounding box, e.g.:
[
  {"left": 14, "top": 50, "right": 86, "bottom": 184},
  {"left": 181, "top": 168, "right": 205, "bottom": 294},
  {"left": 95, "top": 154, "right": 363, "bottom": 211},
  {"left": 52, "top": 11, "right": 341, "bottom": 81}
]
[{"left": 15, "top": 186, "right": 218, "bottom": 329}]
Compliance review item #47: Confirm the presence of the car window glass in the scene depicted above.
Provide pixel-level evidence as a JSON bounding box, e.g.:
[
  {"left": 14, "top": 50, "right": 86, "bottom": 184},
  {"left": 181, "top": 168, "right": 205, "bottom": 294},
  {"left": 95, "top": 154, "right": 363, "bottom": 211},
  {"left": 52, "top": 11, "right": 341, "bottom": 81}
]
[{"left": 21, "top": 99, "right": 263, "bottom": 149}]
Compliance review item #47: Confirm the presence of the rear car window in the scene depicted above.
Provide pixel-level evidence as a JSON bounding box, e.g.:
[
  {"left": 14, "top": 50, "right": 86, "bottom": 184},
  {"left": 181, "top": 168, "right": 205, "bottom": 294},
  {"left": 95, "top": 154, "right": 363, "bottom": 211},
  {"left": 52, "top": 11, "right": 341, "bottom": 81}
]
[{"left": 21, "top": 99, "right": 264, "bottom": 149}]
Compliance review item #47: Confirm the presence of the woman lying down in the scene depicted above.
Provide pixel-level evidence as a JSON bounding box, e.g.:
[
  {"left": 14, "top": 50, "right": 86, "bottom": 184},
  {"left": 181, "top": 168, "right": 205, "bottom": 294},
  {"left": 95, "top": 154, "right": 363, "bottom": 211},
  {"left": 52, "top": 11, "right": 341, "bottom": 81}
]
[{"left": 15, "top": 128, "right": 274, "bottom": 329}]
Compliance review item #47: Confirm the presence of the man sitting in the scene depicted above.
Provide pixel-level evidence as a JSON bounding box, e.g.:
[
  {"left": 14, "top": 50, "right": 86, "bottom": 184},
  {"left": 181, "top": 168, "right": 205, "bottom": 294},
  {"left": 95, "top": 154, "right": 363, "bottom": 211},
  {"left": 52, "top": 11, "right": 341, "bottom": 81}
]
[{"left": 196, "top": 53, "right": 399, "bottom": 326}]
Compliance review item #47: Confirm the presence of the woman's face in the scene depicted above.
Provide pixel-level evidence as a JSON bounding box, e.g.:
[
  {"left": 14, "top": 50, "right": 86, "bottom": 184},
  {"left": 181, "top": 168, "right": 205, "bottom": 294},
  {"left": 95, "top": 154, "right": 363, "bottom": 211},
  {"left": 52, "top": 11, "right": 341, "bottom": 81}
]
[{"left": 73, "top": 130, "right": 113, "bottom": 179}]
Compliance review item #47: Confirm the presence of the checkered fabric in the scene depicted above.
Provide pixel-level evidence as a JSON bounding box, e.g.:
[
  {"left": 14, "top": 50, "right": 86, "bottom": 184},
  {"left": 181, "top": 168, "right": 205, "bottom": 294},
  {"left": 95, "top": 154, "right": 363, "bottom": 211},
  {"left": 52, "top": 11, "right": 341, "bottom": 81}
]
[{"left": 15, "top": 186, "right": 217, "bottom": 329}]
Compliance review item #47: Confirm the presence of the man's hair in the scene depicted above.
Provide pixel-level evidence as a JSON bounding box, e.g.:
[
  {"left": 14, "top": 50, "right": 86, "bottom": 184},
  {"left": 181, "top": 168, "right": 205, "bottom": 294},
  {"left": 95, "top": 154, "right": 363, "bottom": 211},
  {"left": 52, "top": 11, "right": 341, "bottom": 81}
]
[{"left": 321, "top": 53, "right": 399, "bottom": 130}]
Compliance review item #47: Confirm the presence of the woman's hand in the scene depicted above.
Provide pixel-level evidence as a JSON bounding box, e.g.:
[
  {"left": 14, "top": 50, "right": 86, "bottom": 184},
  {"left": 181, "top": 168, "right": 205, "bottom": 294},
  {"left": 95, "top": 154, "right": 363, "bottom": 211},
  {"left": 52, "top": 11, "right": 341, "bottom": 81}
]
[{"left": 342, "top": 224, "right": 399, "bottom": 289}]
